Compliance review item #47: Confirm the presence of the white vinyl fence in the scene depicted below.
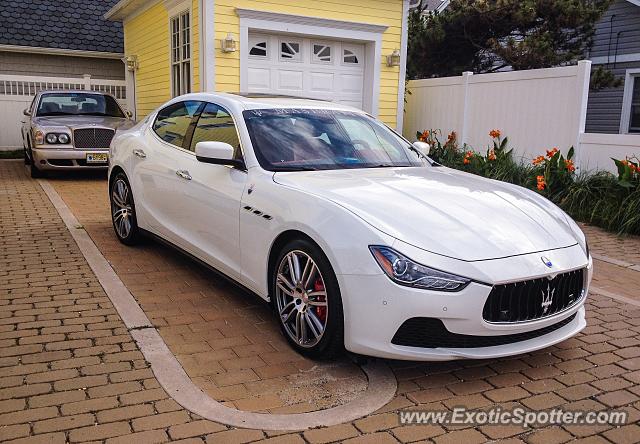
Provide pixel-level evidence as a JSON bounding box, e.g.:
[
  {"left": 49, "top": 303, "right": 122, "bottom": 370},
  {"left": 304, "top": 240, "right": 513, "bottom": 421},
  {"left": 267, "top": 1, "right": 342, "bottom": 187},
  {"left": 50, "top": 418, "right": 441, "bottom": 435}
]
[
  {"left": 403, "top": 60, "right": 640, "bottom": 173},
  {"left": 0, "top": 74, "right": 127, "bottom": 150}
]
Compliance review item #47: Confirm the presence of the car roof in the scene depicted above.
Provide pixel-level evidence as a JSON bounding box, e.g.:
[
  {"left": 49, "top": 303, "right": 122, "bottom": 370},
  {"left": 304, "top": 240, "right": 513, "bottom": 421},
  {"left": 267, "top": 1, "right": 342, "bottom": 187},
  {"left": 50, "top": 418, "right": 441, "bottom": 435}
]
[
  {"left": 37, "top": 90, "right": 116, "bottom": 97},
  {"left": 174, "top": 92, "right": 365, "bottom": 113}
]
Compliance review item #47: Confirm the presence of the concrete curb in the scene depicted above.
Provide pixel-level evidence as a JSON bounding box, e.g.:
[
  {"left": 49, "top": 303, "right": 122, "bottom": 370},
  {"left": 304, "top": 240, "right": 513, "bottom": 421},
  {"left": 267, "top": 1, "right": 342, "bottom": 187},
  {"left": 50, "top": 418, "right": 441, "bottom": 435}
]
[{"left": 38, "top": 177, "right": 398, "bottom": 431}]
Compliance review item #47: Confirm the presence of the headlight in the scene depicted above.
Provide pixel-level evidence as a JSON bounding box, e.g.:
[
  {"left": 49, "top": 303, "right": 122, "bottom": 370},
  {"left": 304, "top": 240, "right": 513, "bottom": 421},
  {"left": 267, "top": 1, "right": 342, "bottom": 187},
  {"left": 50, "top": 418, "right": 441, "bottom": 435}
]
[
  {"left": 35, "top": 130, "right": 44, "bottom": 144},
  {"left": 369, "top": 246, "right": 471, "bottom": 291},
  {"left": 46, "top": 133, "right": 58, "bottom": 144},
  {"left": 57, "top": 133, "right": 70, "bottom": 144},
  {"left": 44, "top": 133, "right": 71, "bottom": 144}
]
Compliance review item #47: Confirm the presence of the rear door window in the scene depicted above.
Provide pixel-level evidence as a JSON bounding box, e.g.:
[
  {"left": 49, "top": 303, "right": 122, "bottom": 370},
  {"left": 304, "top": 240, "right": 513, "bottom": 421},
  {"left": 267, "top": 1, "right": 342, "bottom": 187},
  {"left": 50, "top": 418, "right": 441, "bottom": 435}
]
[{"left": 152, "top": 101, "right": 202, "bottom": 148}]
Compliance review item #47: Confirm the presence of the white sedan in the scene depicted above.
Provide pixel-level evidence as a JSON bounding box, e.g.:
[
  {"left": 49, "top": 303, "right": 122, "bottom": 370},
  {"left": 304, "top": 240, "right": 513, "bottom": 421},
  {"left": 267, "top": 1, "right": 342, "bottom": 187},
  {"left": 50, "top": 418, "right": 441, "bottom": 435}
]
[{"left": 108, "top": 92, "right": 592, "bottom": 361}]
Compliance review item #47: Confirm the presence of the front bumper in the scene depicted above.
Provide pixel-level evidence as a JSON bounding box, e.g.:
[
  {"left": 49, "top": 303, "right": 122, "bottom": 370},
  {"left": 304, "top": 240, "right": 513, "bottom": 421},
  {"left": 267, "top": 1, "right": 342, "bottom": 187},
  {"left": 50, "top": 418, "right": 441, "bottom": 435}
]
[
  {"left": 339, "top": 245, "right": 592, "bottom": 361},
  {"left": 31, "top": 148, "right": 109, "bottom": 170}
]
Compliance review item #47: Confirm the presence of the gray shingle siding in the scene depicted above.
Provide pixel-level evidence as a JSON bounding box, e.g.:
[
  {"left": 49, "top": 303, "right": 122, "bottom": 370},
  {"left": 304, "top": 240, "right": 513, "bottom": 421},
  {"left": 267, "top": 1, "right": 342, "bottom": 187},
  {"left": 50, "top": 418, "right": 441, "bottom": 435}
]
[
  {"left": 586, "top": 0, "right": 640, "bottom": 133},
  {"left": 590, "top": 0, "right": 640, "bottom": 59},
  {"left": 0, "top": 0, "right": 123, "bottom": 53}
]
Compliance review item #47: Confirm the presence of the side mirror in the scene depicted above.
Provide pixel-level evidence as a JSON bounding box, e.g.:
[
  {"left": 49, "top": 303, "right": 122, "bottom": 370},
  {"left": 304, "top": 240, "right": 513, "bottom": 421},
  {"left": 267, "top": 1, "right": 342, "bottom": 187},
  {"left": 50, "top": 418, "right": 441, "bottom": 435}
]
[
  {"left": 23, "top": 109, "right": 31, "bottom": 116},
  {"left": 125, "top": 110, "right": 133, "bottom": 118},
  {"left": 195, "top": 141, "right": 245, "bottom": 169},
  {"left": 413, "top": 141, "right": 431, "bottom": 157}
]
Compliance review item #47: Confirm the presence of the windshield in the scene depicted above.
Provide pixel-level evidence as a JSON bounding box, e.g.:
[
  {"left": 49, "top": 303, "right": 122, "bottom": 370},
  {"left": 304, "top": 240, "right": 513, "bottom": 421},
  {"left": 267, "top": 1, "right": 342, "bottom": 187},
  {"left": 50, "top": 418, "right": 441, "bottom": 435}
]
[
  {"left": 36, "top": 93, "right": 125, "bottom": 118},
  {"left": 243, "top": 109, "right": 424, "bottom": 171}
]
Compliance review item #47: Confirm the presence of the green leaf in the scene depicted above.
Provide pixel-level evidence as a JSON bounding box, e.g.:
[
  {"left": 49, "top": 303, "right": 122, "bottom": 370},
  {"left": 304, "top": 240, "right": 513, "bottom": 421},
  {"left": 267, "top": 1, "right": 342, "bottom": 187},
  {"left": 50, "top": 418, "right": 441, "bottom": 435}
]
[{"left": 567, "top": 146, "right": 574, "bottom": 160}]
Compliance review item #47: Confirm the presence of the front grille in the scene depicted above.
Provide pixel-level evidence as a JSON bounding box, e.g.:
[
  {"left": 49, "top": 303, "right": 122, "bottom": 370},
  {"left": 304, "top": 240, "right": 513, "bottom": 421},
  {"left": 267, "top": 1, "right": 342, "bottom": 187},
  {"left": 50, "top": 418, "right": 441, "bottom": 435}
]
[
  {"left": 482, "top": 268, "right": 585, "bottom": 323},
  {"left": 73, "top": 128, "right": 115, "bottom": 149},
  {"left": 391, "top": 313, "right": 576, "bottom": 349}
]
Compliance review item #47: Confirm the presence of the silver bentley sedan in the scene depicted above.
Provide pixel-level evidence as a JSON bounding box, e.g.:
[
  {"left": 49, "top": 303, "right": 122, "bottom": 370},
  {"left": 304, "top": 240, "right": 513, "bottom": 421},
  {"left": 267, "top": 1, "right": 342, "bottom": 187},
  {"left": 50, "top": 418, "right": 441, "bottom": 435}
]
[{"left": 21, "top": 90, "right": 134, "bottom": 177}]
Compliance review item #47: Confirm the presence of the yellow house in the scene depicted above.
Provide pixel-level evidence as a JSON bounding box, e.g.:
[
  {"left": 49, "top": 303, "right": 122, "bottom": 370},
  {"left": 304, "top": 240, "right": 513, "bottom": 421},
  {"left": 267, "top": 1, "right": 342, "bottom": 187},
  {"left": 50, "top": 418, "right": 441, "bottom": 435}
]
[{"left": 106, "top": 0, "right": 409, "bottom": 130}]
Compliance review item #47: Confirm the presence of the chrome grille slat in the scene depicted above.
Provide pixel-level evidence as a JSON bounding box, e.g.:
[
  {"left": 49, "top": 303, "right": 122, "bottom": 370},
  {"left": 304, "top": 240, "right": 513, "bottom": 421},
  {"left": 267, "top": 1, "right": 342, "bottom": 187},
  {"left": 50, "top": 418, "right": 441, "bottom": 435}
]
[
  {"left": 73, "top": 128, "right": 115, "bottom": 149},
  {"left": 482, "top": 268, "right": 585, "bottom": 323}
]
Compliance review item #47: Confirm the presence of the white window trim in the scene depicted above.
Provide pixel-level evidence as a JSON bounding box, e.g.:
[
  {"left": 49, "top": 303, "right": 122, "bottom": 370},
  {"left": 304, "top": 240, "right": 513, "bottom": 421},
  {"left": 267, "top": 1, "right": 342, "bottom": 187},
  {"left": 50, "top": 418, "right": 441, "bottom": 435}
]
[
  {"left": 236, "top": 8, "right": 388, "bottom": 117},
  {"left": 620, "top": 68, "right": 640, "bottom": 134},
  {"left": 167, "top": 0, "right": 193, "bottom": 98}
]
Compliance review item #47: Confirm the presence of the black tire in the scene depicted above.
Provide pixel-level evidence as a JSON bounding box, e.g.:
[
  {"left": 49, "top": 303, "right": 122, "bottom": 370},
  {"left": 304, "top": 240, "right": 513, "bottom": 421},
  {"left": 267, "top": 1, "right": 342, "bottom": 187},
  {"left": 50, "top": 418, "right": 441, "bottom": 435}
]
[
  {"left": 109, "top": 172, "right": 140, "bottom": 245},
  {"left": 30, "top": 161, "right": 44, "bottom": 178},
  {"left": 271, "top": 238, "right": 344, "bottom": 360}
]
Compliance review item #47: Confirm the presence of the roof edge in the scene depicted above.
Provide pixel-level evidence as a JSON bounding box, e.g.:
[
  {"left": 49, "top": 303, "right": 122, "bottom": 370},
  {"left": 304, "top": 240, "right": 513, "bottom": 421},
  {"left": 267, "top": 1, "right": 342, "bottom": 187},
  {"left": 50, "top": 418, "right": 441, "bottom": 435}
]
[
  {"left": 105, "top": 0, "right": 154, "bottom": 21},
  {"left": 0, "top": 44, "right": 124, "bottom": 59}
]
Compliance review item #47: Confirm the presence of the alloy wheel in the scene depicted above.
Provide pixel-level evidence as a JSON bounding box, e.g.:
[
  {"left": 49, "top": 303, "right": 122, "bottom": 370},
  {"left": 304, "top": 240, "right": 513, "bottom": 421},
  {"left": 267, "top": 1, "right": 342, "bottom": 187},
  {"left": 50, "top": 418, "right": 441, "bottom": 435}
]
[
  {"left": 275, "top": 250, "right": 329, "bottom": 348},
  {"left": 111, "top": 178, "right": 133, "bottom": 239}
]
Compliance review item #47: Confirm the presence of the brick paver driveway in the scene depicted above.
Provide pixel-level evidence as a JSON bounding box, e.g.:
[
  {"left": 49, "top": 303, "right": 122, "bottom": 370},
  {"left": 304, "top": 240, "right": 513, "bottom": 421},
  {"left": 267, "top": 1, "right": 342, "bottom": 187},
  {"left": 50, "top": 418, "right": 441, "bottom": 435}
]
[{"left": 2, "top": 159, "right": 640, "bottom": 443}]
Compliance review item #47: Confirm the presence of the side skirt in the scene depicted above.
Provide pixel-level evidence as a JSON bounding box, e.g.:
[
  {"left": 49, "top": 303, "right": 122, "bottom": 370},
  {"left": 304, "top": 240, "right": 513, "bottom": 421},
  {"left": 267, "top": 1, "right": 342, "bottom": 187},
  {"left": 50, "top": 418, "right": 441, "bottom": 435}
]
[{"left": 138, "top": 228, "right": 270, "bottom": 303}]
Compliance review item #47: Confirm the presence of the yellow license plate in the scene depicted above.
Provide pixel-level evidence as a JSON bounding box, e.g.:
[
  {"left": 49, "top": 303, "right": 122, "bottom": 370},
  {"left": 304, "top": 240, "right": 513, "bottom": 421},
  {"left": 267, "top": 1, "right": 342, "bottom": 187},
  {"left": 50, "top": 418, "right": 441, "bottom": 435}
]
[{"left": 86, "top": 153, "right": 108, "bottom": 164}]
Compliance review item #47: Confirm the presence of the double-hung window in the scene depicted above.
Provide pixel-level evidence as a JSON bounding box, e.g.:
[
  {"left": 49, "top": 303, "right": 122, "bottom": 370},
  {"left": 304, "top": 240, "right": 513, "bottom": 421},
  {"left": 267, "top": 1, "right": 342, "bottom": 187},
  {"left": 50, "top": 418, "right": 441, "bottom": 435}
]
[
  {"left": 171, "top": 11, "right": 191, "bottom": 97},
  {"left": 629, "top": 76, "right": 640, "bottom": 134}
]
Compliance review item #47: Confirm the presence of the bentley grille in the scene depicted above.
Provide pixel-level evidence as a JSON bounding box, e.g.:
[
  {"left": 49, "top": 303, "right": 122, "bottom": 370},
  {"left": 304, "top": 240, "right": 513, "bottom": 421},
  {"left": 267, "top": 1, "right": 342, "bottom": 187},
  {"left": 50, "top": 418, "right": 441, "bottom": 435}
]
[
  {"left": 73, "top": 128, "right": 115, "bottom": 149},
  {"left": 482, "top": 268, "right": 585, "bottom": 323}
]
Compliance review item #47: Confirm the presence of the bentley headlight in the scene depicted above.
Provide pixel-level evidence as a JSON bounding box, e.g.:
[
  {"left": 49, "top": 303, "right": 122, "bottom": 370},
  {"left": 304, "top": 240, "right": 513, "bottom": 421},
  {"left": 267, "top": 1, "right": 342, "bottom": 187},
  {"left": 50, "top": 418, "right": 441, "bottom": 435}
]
[
  {"left": 369, "top": 246, "right": 471, "bottom": 291},
  {"left": 45, "top": 133, "right": 58, "bottom": 144},
  {"left": 58, "top": 133, "right": 70, "bottom": 144}
]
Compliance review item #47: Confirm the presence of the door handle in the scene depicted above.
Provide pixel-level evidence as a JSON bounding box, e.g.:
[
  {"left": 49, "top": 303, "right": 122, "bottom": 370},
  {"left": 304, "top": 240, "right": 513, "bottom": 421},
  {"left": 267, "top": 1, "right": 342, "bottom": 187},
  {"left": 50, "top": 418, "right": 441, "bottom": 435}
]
[
  {"left": 175, "top": 169, "right": 192, "bottom": 181},
  {"left": 133, "top": 149, "right": 146, "bottom": 158}
]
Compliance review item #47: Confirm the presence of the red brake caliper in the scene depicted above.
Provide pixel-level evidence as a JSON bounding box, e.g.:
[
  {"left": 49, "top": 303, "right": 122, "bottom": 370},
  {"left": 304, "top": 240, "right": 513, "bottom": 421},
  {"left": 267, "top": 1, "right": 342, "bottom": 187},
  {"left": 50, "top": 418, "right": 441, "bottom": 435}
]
[{"left": 313, "top": 278, "right": 327, "bottom": 322}]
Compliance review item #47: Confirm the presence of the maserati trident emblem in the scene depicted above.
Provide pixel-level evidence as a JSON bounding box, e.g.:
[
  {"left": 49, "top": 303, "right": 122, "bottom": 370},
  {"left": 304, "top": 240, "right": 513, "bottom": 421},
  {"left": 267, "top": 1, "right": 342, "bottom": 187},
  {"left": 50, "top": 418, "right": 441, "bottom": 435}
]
[
  {"left": 541, "top": 282, "right": 555, "bottom": 314},
  {"left": 541, "top": 256, "right": 553, "bottom": 268}
]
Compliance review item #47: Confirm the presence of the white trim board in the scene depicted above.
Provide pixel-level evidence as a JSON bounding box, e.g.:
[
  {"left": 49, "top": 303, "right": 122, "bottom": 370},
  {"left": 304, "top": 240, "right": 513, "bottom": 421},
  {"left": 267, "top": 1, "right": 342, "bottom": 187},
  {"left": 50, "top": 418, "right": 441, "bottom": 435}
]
[
  {"left": 199, "top": 0, "right": 215, "bottom": 92},
  {"left": 590, "top": 52, "right": 640, "bottom": 65},
  {"left": 0, "top": 44, "right": 123, "bottom": 59},
  {"left": 236, "top": 8, "right": 387, "bottom": 117},
  {"left": 235, "top": 9, "right": 388, "bottom": 34},
  {"left": 396, "top": 0, "right": 410, "bottom": 131},
  {"left": 620, "top": 68, "right": 640, "bottom": 134}
]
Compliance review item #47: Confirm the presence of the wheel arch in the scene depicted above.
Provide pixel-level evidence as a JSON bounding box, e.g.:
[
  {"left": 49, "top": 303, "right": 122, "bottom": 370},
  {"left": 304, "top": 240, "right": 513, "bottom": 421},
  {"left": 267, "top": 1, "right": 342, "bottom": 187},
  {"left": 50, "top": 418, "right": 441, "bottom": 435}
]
[
  {"left": 267, "top": 230, "right": 327, "bottom": 301},
  {"left": 109, "top": 165, "right": 126, "bottom": 189}
]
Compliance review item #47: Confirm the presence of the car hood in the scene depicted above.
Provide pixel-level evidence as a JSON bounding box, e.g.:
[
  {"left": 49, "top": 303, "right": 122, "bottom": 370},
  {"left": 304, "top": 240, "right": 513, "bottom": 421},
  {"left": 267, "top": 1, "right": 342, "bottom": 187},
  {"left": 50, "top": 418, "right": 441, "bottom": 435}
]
[
  {"left": 273, "top": 166, "right": 578, "bottom": 261},
  {"left": 32, "top": 115, "right": 134, "bottom": 131}
]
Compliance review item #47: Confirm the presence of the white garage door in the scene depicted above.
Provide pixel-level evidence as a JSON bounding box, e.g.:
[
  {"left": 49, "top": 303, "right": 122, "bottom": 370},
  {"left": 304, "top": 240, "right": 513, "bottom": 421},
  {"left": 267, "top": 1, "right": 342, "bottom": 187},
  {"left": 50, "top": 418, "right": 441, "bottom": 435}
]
[{"left": 246, "top": 33, "right": 365, "bottom": 109}]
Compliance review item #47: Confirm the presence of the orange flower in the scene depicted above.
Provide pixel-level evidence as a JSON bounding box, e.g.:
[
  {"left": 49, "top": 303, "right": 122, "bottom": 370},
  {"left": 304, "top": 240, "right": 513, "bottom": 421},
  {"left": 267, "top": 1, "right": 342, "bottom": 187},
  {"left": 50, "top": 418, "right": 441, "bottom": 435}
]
[
  {"left": 546, "top": 147, "right": 559, "bottom": 158},
  {"left": 447, "top": 131, "right": 457, "bottom": 143},
  {"left": 564, "top": 159, "right": 575, "bottom": 172},
  {"left": 418, "top": 130, "right": 429, "bottom": 142},
  {"left": 536, "top": 175, "right": 546, "bottom": 190},
  {"left": 532, "top": 155, "right": 545, "bottom": 165},
  {"left": 489, "top": 129, "right": 501, "bottom": 139},
  {"left": 463, "top": 150, "right": 474, "bottom": 165},
  {"left": 463, "top": 158, "right": 470, "bottom": 165},
  {"left": 488, "top": 149, "right": 496, "bottom": 161}
]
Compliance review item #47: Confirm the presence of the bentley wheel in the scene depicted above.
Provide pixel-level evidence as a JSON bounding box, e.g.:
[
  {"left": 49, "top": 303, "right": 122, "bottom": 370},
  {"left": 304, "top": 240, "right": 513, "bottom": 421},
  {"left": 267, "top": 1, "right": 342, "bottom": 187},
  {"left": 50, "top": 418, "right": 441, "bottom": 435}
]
[
  {"left": 273, "top": 239, "right": 344, "bottom": 359},
  {"left": 110, "top": 172, "right": 140, "bottom": 245}
]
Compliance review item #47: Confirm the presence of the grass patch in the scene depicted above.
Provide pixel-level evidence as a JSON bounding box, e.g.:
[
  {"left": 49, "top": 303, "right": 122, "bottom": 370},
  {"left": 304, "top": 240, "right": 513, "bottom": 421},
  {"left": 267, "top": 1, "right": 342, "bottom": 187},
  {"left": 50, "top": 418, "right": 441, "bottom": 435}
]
[{"left": 0, "top": 150, "right": 22, "bottom": 159}]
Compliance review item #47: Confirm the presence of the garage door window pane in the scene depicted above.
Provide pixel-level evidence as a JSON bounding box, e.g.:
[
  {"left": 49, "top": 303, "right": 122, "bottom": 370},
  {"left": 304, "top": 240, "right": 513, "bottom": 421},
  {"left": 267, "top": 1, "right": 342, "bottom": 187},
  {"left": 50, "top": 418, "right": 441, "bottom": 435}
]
[
  {"left": 313, "top": 44, "right": 331, "bottom": 63},
  {"left": 281, "top": 42, "right": 300, "bottom": 61},
  {"left": 190, "top": 103, "right": 241, "bottom": 159},
  {"left": 153, "top": 101, "right": 201, "bottom": 148},
  {"left": 343, "top": 49, "right": 359, "bottom": 64},
  {"left": 250, "top": 41, "right": 267, "bottom": 57}
]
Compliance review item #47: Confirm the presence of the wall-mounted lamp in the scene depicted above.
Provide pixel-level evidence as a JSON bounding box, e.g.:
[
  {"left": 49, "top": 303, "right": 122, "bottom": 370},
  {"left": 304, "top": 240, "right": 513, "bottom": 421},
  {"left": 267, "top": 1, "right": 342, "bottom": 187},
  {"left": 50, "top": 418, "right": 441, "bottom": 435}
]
[
  {"left": 125, "top": 55, "right": 138, "bottom": 72},
  {"left": 220, "top": 33, "right": 237, "bottom": 52},
  {"left": 386, "top": 49, "right": 401, "bottom": 67}
]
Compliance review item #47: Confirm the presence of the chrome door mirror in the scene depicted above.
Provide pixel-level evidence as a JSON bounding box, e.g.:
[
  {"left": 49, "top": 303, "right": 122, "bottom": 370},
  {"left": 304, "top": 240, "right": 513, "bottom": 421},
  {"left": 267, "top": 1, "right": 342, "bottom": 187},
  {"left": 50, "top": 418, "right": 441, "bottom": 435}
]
[
  {"left": 195, "top": 141, "right": 245, "bottom": 169},
  {"left": 413, "top": 141, "right": 431, "bottom": 157},
  {"left": 23, "top": 108, "right": 31, "bottom": 116}
]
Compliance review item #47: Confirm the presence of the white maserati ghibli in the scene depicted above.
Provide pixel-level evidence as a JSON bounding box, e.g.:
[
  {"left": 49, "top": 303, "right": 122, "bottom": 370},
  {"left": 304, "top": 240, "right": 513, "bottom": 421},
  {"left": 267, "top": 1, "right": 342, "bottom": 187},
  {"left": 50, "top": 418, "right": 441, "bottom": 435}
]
[{"left": 108, "top": 92, "right": 592, "bottom": 361}]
